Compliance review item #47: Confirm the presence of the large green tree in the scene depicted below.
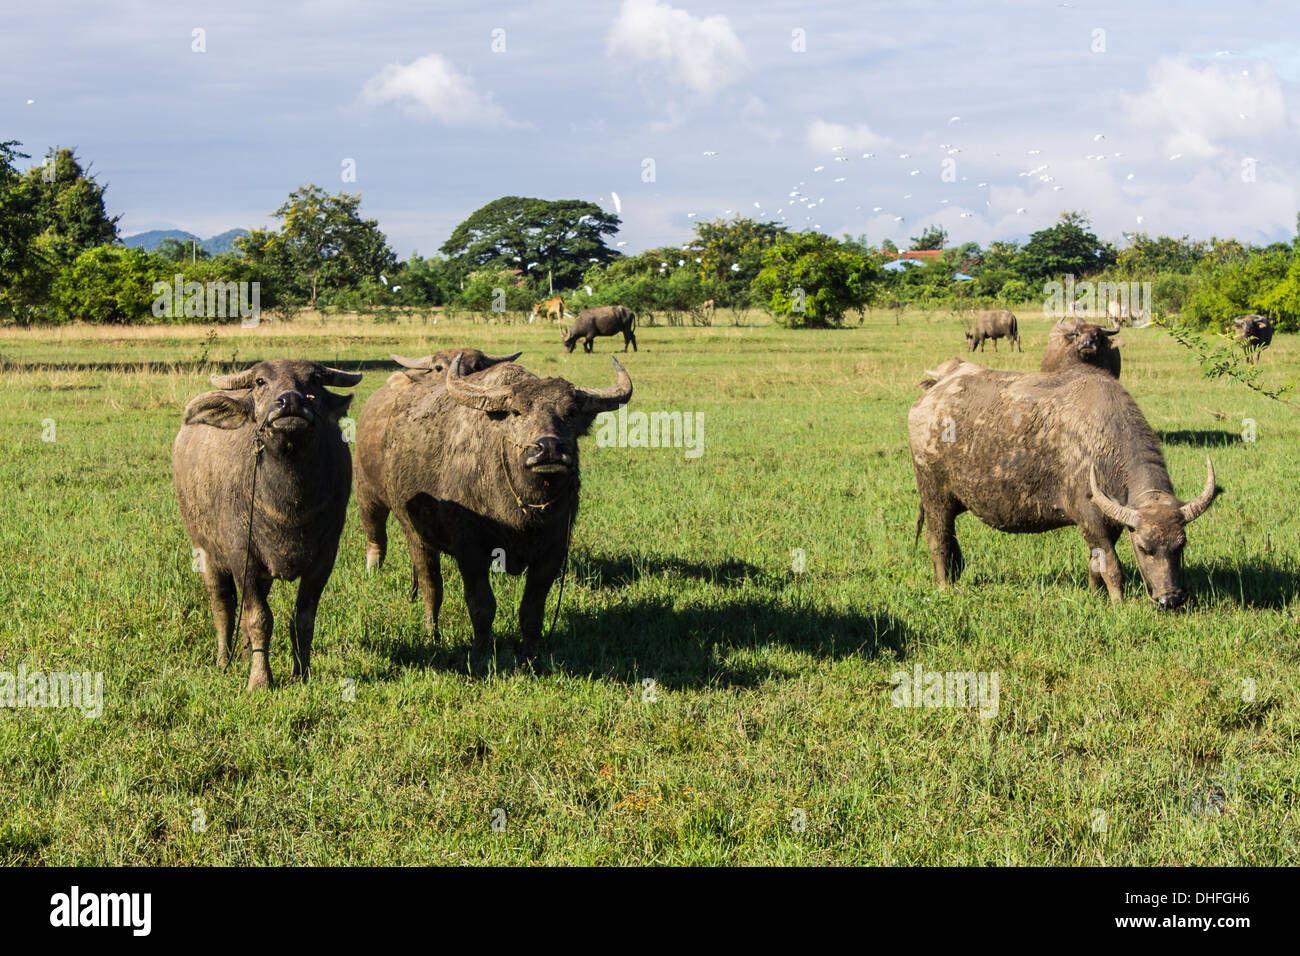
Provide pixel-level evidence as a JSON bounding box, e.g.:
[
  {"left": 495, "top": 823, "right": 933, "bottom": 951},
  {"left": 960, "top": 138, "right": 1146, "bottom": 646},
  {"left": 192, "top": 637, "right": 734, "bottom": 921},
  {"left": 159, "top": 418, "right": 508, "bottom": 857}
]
[
  {"left": 753, "top": 231, "right": 880, "bottom": 328},
  {"left": 1015, "top": 211, "right": 1115, "bottom": 282},
  {"left": 440, "top": 197, "right": 620, "bottom": 290},
  {"left": 239, "top": 185, "right": 395, "bottom": 309},
  {"left": 0, "top": 141, "right": 43, "bottom": 322},
  {"left": 688, "top": 217, "right": 788, "bottom": 309},
  {"left": 22, "top": 147, "right": 120, "bottom": 268}
]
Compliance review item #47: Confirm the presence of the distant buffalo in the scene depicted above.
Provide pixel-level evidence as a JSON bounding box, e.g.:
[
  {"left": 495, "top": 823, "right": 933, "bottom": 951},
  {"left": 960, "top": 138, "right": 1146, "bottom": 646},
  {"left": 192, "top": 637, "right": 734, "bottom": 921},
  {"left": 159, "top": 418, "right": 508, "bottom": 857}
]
[
  {"left": 1041, "top": 317, "right": 1122, "bottom": 378},
  {"left": 908, "top": 359, "right": 1218, "bottom": 609},
  {"left": 1233, "top": 314, "right": 1274, "bottom": 364},
  {"left": 356, "top": 354, "right": 633, "bottom": 659},
  {"left": 173, "top": 360, "right": 362, "bottom": 690},
  {"left": 563, "top": 305, "right": 637, "bottom": 353},
  {"left": 965, "top": 310, "right": 1021, "bottom": 352}
]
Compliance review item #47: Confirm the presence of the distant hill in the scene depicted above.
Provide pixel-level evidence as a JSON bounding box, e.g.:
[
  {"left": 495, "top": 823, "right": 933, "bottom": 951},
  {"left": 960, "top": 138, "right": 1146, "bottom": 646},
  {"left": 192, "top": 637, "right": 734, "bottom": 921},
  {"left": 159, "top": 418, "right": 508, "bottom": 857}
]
[
  {"left": 202, "top": 229, "right": 250, "bottom": 255},
  {"left": 122, "top": 228, "right": 250, "bottom": 255}
]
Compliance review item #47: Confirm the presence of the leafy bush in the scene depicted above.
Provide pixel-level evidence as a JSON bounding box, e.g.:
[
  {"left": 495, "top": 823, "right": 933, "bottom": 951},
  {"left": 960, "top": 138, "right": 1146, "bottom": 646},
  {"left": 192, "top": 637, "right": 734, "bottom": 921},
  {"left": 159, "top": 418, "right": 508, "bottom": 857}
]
[
  {"left": 753, "top": 232, "right": 880, "bottom": 328},
  {"left": 50, "top": 246, "right": 169, "bottom": 323}
]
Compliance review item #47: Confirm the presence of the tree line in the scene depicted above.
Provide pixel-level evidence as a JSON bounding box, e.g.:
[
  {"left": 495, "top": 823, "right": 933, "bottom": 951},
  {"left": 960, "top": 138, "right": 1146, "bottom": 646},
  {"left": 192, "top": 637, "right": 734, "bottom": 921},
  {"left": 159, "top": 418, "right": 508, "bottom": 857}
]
[{"left": 1, "top": 140, "right": 1297, "bottom": 331}]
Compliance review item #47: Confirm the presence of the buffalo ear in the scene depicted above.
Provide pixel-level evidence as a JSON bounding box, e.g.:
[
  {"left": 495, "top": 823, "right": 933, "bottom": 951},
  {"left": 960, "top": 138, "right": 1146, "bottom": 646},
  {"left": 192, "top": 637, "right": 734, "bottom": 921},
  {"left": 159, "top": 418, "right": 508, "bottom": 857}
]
[
  {"left": 183, "top": 391, "right": 253, "bottom": 429},
  {"left": 322, "top": 390, "right": 353, "bottom": 421}
]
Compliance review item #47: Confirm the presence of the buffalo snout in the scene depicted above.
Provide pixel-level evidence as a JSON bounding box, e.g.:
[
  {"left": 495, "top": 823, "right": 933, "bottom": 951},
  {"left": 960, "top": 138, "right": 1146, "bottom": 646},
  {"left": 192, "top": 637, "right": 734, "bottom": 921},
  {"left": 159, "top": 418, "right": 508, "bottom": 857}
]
[
  {"left": 269, "top": 390, "right": 312, "bottom": 426},
  {"left": 525, "top": 436, "right": 572, "bottom": 471},
  {"left": 1155, "top": 589, "right": 1188, "bottom": 611}
]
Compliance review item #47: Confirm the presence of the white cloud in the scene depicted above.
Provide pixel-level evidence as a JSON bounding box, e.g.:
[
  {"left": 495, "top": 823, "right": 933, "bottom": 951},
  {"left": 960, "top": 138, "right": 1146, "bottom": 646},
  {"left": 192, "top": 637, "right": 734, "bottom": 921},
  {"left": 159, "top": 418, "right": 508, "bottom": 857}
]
[
  {"left": 607, "top": 0, "right": 749, "bottom": 96},
  {"left": 1122, "top": 58, "right": 1286, "bottom": 158},
  {"left": 359, "top": 54, "right": 522, "bottom": 128},
  {"left": 806, "top": 119, "right": 892, "bottom": 154}
]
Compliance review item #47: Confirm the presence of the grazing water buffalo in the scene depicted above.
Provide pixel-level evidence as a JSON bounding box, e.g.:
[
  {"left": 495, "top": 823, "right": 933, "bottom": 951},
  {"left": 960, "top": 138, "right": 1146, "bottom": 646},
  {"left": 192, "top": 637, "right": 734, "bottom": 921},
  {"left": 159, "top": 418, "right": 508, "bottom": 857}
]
[
  {"left": 965, "top": 310, "right": 1021, "bottom": 352},
  {"left": 563, "top": 305, "right": 637, "bottom": 353},
  {"left": 173, "top": 360, "right": 362, "bottom": 690},
  {"left": 1233, "top": 314, "right": 1274, "bottom": 364},
  {"left": 355, "top": 348, "right": 522, "bottom": 574},
  {"left": 1041, "top": 317, "right": 1122, "bottom": 378},
  {"left": 356, "top": 354, "right": 633, "bottom": 658},
  {"left": 908, "top": 359, "right": 1219, "bottom": 608}
]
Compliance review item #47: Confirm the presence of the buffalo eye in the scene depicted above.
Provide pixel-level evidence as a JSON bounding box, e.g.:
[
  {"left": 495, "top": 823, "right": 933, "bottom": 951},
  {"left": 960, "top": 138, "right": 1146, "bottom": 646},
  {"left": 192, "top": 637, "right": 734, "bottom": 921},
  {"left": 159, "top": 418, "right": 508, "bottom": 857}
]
[{"left": 255, "top": 377, "right": 267, "bottom": 387}]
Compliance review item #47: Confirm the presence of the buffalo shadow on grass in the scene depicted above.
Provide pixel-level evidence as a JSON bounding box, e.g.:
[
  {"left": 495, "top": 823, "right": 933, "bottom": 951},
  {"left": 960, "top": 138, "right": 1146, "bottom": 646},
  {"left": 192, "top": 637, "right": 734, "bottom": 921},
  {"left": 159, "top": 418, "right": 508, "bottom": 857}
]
[
  {"left": 570, "top": 552, "right": 765, "bottom": 590},
  {"left": 545, "top": 595, "right": 918, "bottom": 688},
  {"left": 363, "top": 557, "right": 920, "bottom": 689},
  {"left": 1157, "top": 429, "right": 1245, "bottom": 449},
  {"left": 1183, "top": 559, "right": 1300, "bottom": 610}
]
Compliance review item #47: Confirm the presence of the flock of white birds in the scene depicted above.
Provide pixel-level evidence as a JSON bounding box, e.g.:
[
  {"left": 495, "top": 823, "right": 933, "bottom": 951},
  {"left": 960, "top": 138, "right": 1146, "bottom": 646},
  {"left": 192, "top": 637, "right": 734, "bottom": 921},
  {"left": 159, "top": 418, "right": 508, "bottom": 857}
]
[{"left": 582, "top": 51, "right": 1261, "bottom": 254}]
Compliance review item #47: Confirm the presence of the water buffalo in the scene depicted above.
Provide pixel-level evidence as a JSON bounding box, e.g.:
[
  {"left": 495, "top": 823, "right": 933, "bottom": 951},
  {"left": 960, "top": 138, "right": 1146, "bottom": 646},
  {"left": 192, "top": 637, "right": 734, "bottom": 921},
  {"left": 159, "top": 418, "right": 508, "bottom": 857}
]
[
  {"left": 356, "top": 354, "right": 633, "bottom": 658},
  {"left": 1233, "top": 314, "right": 1273, "bottom": 364},
  {"left": 562, "top": 305, "right": 637, "bottom": 353},
  {"left": 1041, "top": 317, "right": 1122, "bottom": 378},
  {"left": 908, "top": 359, "right": 1219, "bottom": 608},
  {"left": 355, "top": 347, "right": 521, "bottom": 575},
  {"left": 965, "top": 310, "right": 1021, "bottom": 352},
  {"left": 173, "top": 360, "right": 362, "bottom": 690}
]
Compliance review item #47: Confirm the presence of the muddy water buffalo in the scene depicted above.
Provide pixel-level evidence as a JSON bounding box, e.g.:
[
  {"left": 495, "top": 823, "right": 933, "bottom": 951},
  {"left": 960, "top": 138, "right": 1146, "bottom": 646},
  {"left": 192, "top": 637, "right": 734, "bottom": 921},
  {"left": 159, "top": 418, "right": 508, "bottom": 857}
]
[
  {"left": 563, "top": 305, "right": 637, "bottom": 353},
  {"left": 355, "top": 348, "right": 522, "bottom": 574},
  {"left": 965, "top": 310, "right": 1021, "bottom": 352},
  {"left": 908, "top": 359, "right": 1219, "bottom": 608},
  {"left": 173, "top": 360, "right": 362, "bottom": 690},
  {"left": 357, "top": 354, "right": 632, "bottom": 658},
  {"left": 1233, "top": 314, "right": 1274, "bottom": 364},
  {"left": 1041, "top": 317, "right": 1122, "bottom": 378}
]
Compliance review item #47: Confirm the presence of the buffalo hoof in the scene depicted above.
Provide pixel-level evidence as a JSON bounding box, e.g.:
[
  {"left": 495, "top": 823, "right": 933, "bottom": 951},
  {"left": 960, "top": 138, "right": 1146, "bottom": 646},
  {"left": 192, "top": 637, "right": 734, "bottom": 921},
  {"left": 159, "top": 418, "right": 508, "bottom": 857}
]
[{"left": 246, "top": 659, "right": 272, "bottom": 692}]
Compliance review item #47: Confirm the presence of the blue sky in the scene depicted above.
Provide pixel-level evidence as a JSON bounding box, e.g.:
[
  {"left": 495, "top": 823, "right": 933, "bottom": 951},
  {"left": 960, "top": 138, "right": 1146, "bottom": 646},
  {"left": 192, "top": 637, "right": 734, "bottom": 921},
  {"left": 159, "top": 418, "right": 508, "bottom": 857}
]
[{"left": 3, "top": 0, "right": 1298, "bottom": 258}]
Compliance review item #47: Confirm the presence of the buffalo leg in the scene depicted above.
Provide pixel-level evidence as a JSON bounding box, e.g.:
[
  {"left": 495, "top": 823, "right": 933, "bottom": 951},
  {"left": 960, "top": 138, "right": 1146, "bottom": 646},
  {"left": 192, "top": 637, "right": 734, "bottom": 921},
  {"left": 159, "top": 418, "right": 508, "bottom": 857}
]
[
  {"left": 358, "top": 494, "right": 389, "bottom": 574},
  {"left": 457, "top": 557, "right": 496, "bottom": 648},
  {"left": 923, "top": 499, "right": 964, "bottom": 586},
  {"left": 206, "top": 567, "right": 237, "bottom": 669},
  {"left": 290, "top": 556, "right": 334, "bottom": 682},
  {"left": 584, "top": 336, "right": 595, "bottom": 353},
  {"left": 401, "top": 524, "right": 444, "bottom": 635},
  {"left": 519, "top": 553, "right": 564, "bottom": 659},
  {"left": 1082, "top": 528, "right": 1124, "bottom": 602},
  {"left": 241, "top": 573, "right": 275, "bottom": 691},
  {"left": 623, "top": 329, "right": 636, "bottom": 352}
]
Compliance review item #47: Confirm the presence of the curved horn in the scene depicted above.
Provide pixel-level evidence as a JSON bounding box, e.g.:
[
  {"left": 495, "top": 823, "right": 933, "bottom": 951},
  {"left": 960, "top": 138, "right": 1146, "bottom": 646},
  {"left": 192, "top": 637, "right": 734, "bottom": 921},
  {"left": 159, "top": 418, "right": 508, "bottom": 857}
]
[
  {"left": 482, "top": 351, "right": 523, "bottom": 366},
  {"left": 574, "top": 357, "right": 633, "bottom": 413},
  {"left": 1100, "top": 321, "right": 1120, "bottom": 336},
  {"left": 390, "top": 354, "right": 433, "bottom": 370},
  {"left": 445, "top": 354, "right": 513, "bottom": 412},
  {"left": 1089, "top": 463, "right": 1141, "bottom": 529},
  {"left": 210, "top": 367, "right": 256, "bottom": 390},
  {"left": 1179, "top": 456, "right": 1218, "bottom": 523},
  {"left": 318, "top": 365, "right": 362, "bottom": 387}
]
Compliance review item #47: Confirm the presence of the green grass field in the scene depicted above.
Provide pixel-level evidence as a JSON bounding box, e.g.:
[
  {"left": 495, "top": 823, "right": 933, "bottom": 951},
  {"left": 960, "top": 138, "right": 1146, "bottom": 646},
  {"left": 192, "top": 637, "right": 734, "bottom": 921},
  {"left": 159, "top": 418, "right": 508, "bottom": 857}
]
[{"left": 1, "top": 310, "right": 1296, "bottom": 864}]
